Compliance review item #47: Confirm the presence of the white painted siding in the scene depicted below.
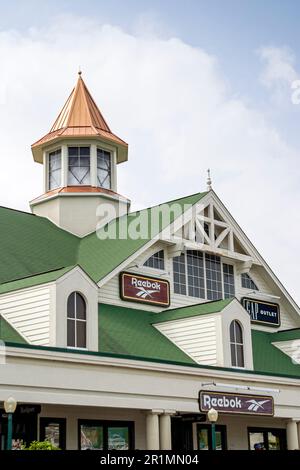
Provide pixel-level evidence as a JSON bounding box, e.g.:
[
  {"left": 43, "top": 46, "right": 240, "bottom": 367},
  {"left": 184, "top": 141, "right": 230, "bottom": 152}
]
[
  {"left": 154, "top": 314, "right": 219, "bottom": 365},
  {"left": 0, "top": 284, "right": 52, "bottom": 345}
]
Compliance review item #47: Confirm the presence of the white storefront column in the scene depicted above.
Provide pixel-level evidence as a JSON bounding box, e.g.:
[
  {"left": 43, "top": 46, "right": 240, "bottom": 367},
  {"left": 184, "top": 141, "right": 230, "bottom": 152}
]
[
  {"left": 160, "top": 411, "right": 176, "bottom": 450},
  {"left": 146, "top": 410, "right": 162, "bottom": 450},
  {"left": 287, "top": 420, "right": 299, "bottom": 450}
]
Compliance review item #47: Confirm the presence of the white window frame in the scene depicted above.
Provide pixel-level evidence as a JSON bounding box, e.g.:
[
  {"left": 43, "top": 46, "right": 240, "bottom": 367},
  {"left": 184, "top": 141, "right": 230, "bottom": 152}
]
[
  {"left": 67, "top": 291, "right": 87, "bottom": 350},
  {"left": 46, "top": 146, "right": 62, "bottom": 191},
  {"left": 172, "top": 251, "right": 235, "bottom": 301}
]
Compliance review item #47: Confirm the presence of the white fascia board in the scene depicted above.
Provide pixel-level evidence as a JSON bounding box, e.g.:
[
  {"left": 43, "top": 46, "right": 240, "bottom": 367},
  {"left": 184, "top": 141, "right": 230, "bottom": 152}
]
[
  {"left": 56, "top": 265, "right": 98, "bottom": 290},
  {"left": 4, "top": 345, "right": 300, "bottom": 387}
]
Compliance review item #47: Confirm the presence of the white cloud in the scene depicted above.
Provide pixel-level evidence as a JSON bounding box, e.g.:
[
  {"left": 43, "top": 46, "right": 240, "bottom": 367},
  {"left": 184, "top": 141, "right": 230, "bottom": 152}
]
[
  {"left": 258, "top": 46, "right": 299, "bottom": 104},
  {"left": 0, "top": 15, "right": 299, "bottom": 302}
]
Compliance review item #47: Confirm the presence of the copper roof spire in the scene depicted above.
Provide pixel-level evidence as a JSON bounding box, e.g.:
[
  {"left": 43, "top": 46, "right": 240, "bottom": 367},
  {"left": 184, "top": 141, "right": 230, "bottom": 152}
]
[{"left": 32, "top": 73, "right": 128, "bottom": 164}]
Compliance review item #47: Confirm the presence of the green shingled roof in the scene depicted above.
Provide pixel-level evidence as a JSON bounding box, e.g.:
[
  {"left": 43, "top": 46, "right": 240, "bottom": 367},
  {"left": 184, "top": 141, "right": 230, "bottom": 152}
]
[
  {"left": 0, "top": 207, "right": 79, "bottom": 285},
  {"left": 0, "top": 192, "right": 207, "bottom": 291},
  {"left": 152, "top": 298, "right": 234, "bottom": 324},
  {"left": 252, "top": 329, "right": 300, "bottom": 378},
  {"left": 98, "top": 303, "right": 195, "bottom": 364},
  {"left": 0, "top": 266, "right": 75, "bottom": 295}
]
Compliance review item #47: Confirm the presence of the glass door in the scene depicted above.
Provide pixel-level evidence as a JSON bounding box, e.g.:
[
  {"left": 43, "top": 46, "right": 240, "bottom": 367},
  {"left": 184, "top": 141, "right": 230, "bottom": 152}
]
[{"left": 197, "top": 424, "right": 227, "bottom": 450}]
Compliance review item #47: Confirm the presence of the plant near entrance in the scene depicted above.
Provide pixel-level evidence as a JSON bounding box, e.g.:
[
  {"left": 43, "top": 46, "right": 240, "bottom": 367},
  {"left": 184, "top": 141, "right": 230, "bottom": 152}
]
[{"left": 22, "top": 440, "right": 60, "bottom": 450}]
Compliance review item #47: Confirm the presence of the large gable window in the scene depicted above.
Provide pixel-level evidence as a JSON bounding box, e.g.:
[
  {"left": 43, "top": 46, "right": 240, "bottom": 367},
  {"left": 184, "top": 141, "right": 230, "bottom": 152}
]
[
  {"left": 97, "top": 148, "right": 111, "bottom": 189},
  {"left": 48, "top": 149, "right": 61, "bottom": 190},
  {"left": 143, "top": 250, "right": 165, "bottom": 270},
  {"left": 67, "top": 292, "right": 86, "bottom": 348},
  {"left": 173, "top": 251, "right": 235, "bottom": 300},
  {"left": 241, "top": 273, "right": 259, "bottom": 291},
  {"left": 230, "top": 320, "right": 244, "bottom": 368},
  {"left": 68, "top": 146, "right": 90, "bottom": 185}
]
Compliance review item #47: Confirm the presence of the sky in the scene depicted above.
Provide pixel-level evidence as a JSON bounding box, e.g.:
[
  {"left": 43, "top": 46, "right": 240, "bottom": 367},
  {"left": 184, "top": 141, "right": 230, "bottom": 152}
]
[{"left": 0, "top": 0, "right": 300, "bottom": 302}]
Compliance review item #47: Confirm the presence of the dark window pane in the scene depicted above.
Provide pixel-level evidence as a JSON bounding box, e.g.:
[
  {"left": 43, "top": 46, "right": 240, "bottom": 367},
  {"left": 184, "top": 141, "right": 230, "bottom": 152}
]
[
  {"left": 76, "top": 321, "right": 86, "bottom": 348},
  {"left": 230, "top": 343, "right": 236, "bottom": 367},
  {"left": 80, "top": 147, "right": 90, "bottom": 157},
  {"left": 230, "top": 321, "right": 235, "bottom": 342},
  {"left": 235, "top": 322, "right": 243, "bottom": 344},
  {"left": 144, "top": 250, "right": 165, "bottom": 270},
  {"left": 68, "top": 147, "right": 78, "bottom": 157},
  {"left": 205, "top": 254, "right": 222, "bottom": 300},
  {"left": 67, "top": 319, "right": 75, "bottom": 347},
  {"left": 76, "top": 293, "right": 86, "bottom": 319},
  {"left": 67, "top": 293, "right": 75, "bottom": 318},
  {"left": 241, "top": 273, "right": 259, "bottom": 291},
  {"left": 173, "top": 254, "right": 186, "bottom": 295},
  {"left": 236, "top": 345, "right": 244, "bottom": 367}
]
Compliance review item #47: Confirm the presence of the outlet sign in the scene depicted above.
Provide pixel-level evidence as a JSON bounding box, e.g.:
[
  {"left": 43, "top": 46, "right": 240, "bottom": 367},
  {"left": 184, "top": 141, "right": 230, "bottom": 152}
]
[
  {"left": 120, "top": 272, "right": 170, "bottom": 307},
  {"left": 199, "top": 390, "right": 274, "bottom": 416},
  {"left": 242, "top": 298, "right": 280, "bottom": 327}
]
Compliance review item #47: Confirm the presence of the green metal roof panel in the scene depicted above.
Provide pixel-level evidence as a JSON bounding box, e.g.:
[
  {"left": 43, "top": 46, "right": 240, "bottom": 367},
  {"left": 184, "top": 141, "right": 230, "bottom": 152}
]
[
  {"left": 0, "top": 317, "right": 27, "bottom": 344},
  {"left": 268, "top": 328, "right": 300, "bottom": 342},
  {"left": 0, "top": 266, "right": 74, "bottom": 295},
  {"left": 98, "top": 303, "right": 195, "bottom": 364},
  {"left": 0, "top": 207, "right": 79, "bottom": 285},
  {"left": 78, "top": 192, "right": 207, "bottom": 283},
  {"left": 252, "top": 329, "right": 300, "bottom": 377},
  {"left": 152, "top": 298, "right": 234, "bottom": 324},
  {"left": 0, "top": 192, "right": 207, "bottom": 292}
]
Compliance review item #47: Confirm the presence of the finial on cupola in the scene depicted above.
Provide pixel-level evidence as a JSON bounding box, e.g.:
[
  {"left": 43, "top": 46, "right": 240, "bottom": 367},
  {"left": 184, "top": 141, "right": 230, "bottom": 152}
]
[{"left": 206, "top": 168, "right": 212, "bottom": 191}]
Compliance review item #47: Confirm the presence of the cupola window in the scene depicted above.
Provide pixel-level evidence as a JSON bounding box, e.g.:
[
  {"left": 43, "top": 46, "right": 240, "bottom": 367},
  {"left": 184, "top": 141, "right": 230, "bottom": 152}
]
[
  {"left": 230, "top": 320, "right": 244, "bottom": 368},
  {"left": 67, "top": 292, "right": 87, "bottom": 348},
  {"left": 97, "top": 148, "right": 111, "bottom": 189},
  {"left": 48, "top": 149, "right": 61, "bottom": 190},
  {"left": 68, "top": 146, "right": 90, "bottom": 185}
]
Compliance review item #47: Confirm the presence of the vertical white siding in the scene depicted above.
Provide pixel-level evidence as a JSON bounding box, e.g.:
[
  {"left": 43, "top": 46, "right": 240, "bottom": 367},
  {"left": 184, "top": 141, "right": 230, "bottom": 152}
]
[
  {"left": 0, "top": 284, "right": 52, "bottom": 345},
  {"left": 154, "top": 315, "right": 219, "bottom": 365}
]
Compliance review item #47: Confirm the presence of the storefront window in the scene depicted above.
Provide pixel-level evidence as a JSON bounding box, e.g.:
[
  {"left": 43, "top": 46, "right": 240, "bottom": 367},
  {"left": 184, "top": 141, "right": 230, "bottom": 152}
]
[
  {"left": 78, "top": 420, "right": 134, "bottom": 450},
  {"left": 248, "top": 427, "right": 286, "bottom": 450},
  {"left": 197, "top": 424, "right": 227, "bottom": 450},
  {"left": 108, "top": 427, "right": 129, "bottom": 450},
  {"left": 40, "top": 418, "right": 66, "bottom": 450},
  {"left": 80, "top": 424, "right": 104, "bottom": 450}
]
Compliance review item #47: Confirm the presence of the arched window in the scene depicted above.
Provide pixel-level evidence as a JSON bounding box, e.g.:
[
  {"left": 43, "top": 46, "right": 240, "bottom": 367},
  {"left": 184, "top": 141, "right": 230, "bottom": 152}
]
[
  {"left": 230, "top": 320, "right": 244, "bottom": 368},
  {"left": 67, "top": 292, "right": 86, "bottom": 348}
]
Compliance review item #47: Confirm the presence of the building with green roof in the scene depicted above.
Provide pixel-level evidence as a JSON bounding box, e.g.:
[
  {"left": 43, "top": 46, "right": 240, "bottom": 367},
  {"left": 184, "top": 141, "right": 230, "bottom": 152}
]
[{"left": 0, "top": 73, "right": 300, "bottom": 452}]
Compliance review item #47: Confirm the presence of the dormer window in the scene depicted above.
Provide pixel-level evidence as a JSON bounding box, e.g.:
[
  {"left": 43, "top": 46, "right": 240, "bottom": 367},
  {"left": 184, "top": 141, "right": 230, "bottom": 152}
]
[
  {"left": 48, "top": 149, "right": 61, "bottom": 190},
  {"left": 68, "top": 146, "right": 90, "bottom": 185},
  {"left": 97, "top": 148, "right": 111, "bottom": 189},
  {"left": 230, "top": 320, "right": 244, "bottom": 368}
]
